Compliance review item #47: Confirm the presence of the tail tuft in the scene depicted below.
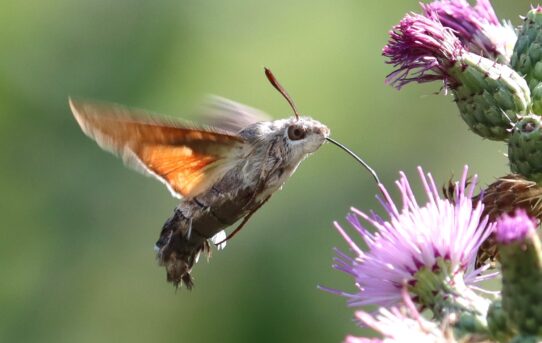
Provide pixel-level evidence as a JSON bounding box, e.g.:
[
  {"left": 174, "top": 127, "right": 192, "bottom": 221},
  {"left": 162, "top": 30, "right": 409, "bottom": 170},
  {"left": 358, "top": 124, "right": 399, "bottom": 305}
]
[{"left": 155, "top": 209, "right": 210, "bottom": 289}]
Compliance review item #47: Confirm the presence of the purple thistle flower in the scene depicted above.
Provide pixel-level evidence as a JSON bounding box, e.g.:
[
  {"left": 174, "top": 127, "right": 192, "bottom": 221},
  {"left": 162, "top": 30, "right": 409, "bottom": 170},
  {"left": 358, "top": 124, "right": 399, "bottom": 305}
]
[
  {"left": 472, "top": 0, "right": 500, "bottom": 25},
  {"left": 324, "top": 166, "right": 494, "bottom": 309},
  {"left": 422, "top": 0, "right": 516, "bottom": 63},
  {"left": 382, "top": 13, "right": 464, "bottom": 89},
  {"left": 495, "top": 210, "right": 537, "bottom": 244}
]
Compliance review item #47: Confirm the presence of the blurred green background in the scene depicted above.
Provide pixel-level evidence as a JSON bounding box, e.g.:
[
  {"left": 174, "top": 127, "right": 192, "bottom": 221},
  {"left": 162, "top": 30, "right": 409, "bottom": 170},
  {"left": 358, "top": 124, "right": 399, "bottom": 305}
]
[{"left": 0, "top": 0, "right": 532, "bottom": 342}]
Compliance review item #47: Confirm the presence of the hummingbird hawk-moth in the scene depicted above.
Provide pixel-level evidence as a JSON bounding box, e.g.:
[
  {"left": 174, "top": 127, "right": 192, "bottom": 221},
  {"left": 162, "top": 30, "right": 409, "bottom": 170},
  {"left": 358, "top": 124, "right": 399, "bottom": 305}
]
[{"left": 70, "top": 68, "right": 378, "bottom": 289}]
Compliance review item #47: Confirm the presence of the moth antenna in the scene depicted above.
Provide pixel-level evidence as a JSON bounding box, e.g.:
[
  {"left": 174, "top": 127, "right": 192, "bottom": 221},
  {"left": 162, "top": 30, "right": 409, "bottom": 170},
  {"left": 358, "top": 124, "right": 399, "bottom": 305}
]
[
  {"left": 326, "top": 137, "right": 381, "bottom": 185},
  {"left": 264, "top": 67, "right": 300, "bottom": 121}
]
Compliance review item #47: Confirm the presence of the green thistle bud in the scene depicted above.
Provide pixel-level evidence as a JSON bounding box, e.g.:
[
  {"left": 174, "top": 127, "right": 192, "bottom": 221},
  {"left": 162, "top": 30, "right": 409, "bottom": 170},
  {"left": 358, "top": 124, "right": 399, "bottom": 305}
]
[
  {"left": 487, "top": 300, "right": 515, "bottom": 342},
  {"left": 510, "top": 336, "right": 540, "bottom": 343},
  {"left": 451, "top": 52, "right": 531, "bottom": 141},
  {"left": 510, "top": 7, "right": 542, "bottom": 90},
  {"left": 531, "top": 83, "right": 542, "bottom": 114},
  {"left": 511, "top": 7, "right": 542, "bottom": 114},
  {"left": 497, "top": 211, "right": 542, "bottom": 336},
  {"left": 508, "top": 114, "right": 542, "bottom": 183}
]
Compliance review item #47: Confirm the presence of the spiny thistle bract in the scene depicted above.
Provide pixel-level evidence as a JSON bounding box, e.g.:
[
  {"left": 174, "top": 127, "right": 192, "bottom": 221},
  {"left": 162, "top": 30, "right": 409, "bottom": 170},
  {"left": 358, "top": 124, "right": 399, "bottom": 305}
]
[
  {"left": 512, "top": 7, "right": 542, "bottom": 114},
  {"left": 509, "top": 114, "right": 542, "bottom": 183}
]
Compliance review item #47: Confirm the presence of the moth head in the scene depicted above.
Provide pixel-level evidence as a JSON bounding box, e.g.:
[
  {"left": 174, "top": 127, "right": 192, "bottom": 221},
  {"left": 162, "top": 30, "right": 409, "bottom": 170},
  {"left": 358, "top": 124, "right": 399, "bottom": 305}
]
[{"left": 283, "top": 116, "right": 329, "bottom": 154}]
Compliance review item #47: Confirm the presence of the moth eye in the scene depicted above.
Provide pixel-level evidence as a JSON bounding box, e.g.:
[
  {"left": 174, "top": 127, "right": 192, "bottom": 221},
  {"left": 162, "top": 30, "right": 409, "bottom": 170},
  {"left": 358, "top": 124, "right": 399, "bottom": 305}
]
[{"left": 287, "top": 125, "right": 306, "bottom": 141}]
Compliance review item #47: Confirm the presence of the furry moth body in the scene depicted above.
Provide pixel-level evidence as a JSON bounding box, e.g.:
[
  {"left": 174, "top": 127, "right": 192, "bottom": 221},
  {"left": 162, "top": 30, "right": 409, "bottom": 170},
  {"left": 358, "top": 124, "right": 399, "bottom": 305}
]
[{"left": 70, "top": 69, "right": 330, "bottom": 288}]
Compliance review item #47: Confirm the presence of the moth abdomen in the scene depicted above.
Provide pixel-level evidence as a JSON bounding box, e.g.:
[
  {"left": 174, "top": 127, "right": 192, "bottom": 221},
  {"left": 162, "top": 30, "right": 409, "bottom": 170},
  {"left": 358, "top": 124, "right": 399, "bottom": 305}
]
[
  {"left": 155, "top": 207, "right": 202, "bottom": 289},
  {"left": 155, "top": 185, "right": 260, "bottom": 288}
]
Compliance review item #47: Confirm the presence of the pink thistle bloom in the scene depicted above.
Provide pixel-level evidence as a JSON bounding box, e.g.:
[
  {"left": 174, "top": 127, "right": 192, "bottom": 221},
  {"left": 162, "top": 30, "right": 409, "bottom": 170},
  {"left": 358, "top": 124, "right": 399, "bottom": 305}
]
[
  {"left": 323, "top": 166, "right": 494, "bottom": 310},
  {"left": 422, "top": 0, "right": 516, "bottom": 63},
  {"left": 382, "top": 13, "right": 464, "bottom": 89},
  {"left": 495, "top": 210, "right": 537, "bottom": 244}
]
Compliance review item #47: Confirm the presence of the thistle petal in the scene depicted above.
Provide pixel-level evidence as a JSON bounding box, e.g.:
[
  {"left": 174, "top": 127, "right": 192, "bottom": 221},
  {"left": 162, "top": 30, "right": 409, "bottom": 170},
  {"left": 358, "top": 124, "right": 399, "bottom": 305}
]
[
  {"left": 383, "top": 13, "right": 463, "bottom": 89},
  {"left": 423, "top": 0, "right": 516, "bottom": 63}
]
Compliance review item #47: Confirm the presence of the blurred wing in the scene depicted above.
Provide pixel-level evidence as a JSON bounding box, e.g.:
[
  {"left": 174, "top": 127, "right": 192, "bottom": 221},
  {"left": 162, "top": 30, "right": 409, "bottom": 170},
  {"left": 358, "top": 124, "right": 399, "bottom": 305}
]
[
  {"left": 69, "top": 98, "right": 245, "bottom": 199},
  {"left": 198, "top": 96, "right": 272, "bottom": 133}
]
